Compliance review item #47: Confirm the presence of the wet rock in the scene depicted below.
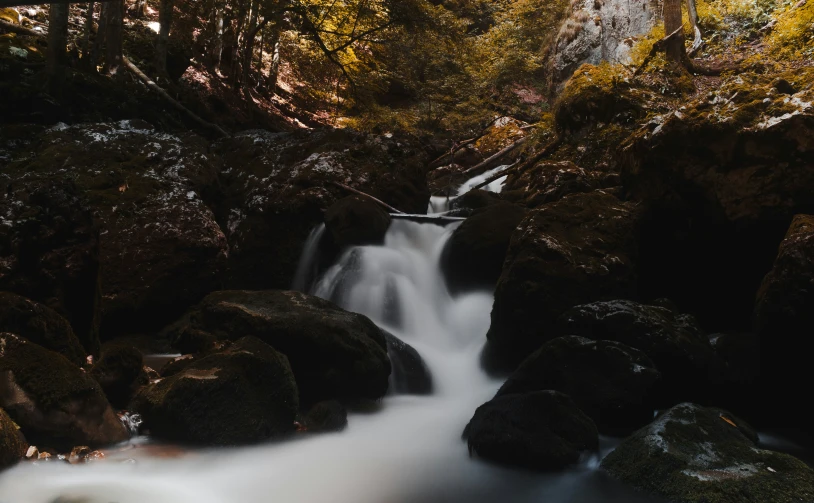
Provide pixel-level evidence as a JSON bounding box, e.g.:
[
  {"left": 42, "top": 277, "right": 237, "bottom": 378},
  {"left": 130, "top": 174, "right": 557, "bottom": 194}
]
[
  {"left": 0, "top": 333, "right": 128, "bottom": 449},
  {"left": 558, "top": 300, "right": 723, "bottom": 406},
  {"left": 463, "top": 390, "right": 598, "bottom": 471},
  {"left": 451, "top": 189, "right": 503, "bottom": 212},
  {"left": 132, "top": 336, "right": 298, "bottom": 446},
  {"left": 164, "top": 290, "right": 391, "bottom": 405},
  {"left": 213, "top": 129, "right": 428, "bottom": 291},
  {"left": 0, "top": 407, "right": 27, "bottom": 469},
  {"left": 601, "top": 403, "right": 814, "bottom": 503},
  {"left": 0, "top": 292, "right": 87, "bottom": 367},
  {"left": 485, "top": 190, "right": 641, "bottom": 368},
  {"left": 324, "top": 196, "right": 391, "bottom": 249},
  {"left": 497, "top": 336, "right": 660, "bottom": 435},
  {"left": 501, "top": 161, "right": 619, "bottom": 209},
  {"left": 90, "top": 345, "right": 144, "bottom": 409},
  {"left": 304, "top": 400, "right": 348, "bottom": 433},
  {"left": 0, "top": 121, "right": 229, "bottom": 336},
  {"left": 441, "top": 203, "right": 527, "bottom": 294},
  {"left": 384, "top": 331, "right": 432, "bottom": 395},
  {"left": 0, "top": 179, "right": 101, "bottom": 356}
]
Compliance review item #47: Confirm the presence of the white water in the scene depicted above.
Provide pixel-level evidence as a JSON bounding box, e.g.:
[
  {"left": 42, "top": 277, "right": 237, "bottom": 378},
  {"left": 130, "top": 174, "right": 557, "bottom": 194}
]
[{"left": 429, "top": 165, "right": 510, "bottom": 214}]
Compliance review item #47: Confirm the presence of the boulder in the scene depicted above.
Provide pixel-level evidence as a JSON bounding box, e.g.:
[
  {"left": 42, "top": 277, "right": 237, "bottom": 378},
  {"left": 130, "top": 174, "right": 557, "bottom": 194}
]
[
  {"left": 0, "top": 407, "right": 27, "bottom": 470},
  {"left": 132, "top": 336, "right": 298, "bottom": 446},
  {"left": 463, "top": 390, "right": 598, "bottom": 470},
  {"left": 0, "top": 121, "right": 229, "bottom": 336},
  {"left": 324, "top": 196, "right": 392, "bottom": 249},
  {"left": 0, "top": 179, "right": 101, "bottom": 356},
  {"left": 90, "top": 345, "right": 145, "bottom": 409},
  {"left": 601, "top": 403, "right": 814, "bottom": 503},
  {"left": 384, "top": 331, "right": 432, "bottom": 395},
  {"left": 451, "top": 189, "right": 503, "bottom": 212},
  {"left": 558, "top": 300, "right": 723, "bottom": 406},
  {"left": 485, "top": 190, "right": 641, "bottom": 368},
  {"left": 0, "top": 292, "right": 87, "bottom": 367},
  {"left": 0, "top": 333, "right": 128, "bottom": 449},
  {"left": 501, "top": 161, "right": 619, "bottom": 209},
  {"left": 497, "top": 336, "right": 660, "bottom": 435},
  {"left": 304, "top": 400, "right": 348, "bottom": 433},
  {"left": 441, "top": 203, "right": 527, "bottom": 294},
  {"left": 164, "top": 290, "right": 391, "bottom": 405},
  {"left": 213, "top": 129, "right": 428, "bottom": 291}
]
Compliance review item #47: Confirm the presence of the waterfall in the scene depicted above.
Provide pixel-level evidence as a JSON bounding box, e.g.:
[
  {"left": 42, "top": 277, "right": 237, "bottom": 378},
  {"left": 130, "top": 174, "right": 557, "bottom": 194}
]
[{"left": 427, "top": 165, "right": 510, "bottom": 214}]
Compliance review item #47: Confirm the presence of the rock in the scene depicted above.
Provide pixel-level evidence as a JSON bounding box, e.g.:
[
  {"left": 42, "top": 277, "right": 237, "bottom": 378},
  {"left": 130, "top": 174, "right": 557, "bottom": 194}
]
[
  {"left": 497, "top": 336, "right": 660, "bottom": 435},
  {"left": 132, "top": 336, "right": 298, "bottom": 446},
  {"left": 601, "top": 403, "right": 814, "bottom": 503},
  {"left": 384, "top": 331, "right": 432, "bottom": 395},
  {"left": 213, "top": 129, "right": 428, "bottom": 291},
  {"left": 0, "top": 292, "right": 87, "bottom": 367},
  {"left": 558, "top": 300, "right": 723, "bottom": 406},
  {"left": 441, "top": 203, "right": 527, "bottom": 294},
  {"left": 0, "top": 407, "right": 27, "bottom": 470},
  {"left": 90, "top": 345, "right": 145, "bottom": 409},
  {"left": 451, "top": 189, "right": 503, "bottom": 212},
  {"left": 304, "top": 400, "right": 348, "bottom": 433},
  {"left": 0, "top": 179, "right": 101, "bottom": 356},
  {"left": 1, "top": 121, "right": 229, "bottom": 336},
  {"left": 0, "top": 333, "right": 128, "bottom": 450},
  {"left": 550, "top": 0, "right": 659, "bottom": 90},
  {"left": 463, "top": 390, "right": 598, "bottom": 471},
  {"left": 164, "top": 290, "right": 391, "bottom": 405},
  {"left": 620, "top": 69, "right": 814, "bottom": 331},
  {"left": 501, "top": 161, "right": 619, "bottom": 209},
  {"left": 485, "top": 190, "right": 641, "bottom": 368},
  {"left": 324, "top": 196, "right": 392, "bottom": 249}
]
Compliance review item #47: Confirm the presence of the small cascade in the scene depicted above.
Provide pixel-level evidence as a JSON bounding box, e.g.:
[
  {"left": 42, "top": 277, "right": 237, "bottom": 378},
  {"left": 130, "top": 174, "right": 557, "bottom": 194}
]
[
  {"left": 428, "top": 165, "right": 510, "bottom": 214},
  {"left": 291, "top": 223, "right": 327, "bottom": 292}
]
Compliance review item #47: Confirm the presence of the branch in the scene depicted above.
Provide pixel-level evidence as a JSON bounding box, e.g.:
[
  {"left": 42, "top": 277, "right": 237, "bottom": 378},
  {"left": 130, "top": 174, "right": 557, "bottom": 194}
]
[
  {"left": 0, "top": 18, "right": 44, "bottom": 36},
  {"left": 330, "top": 182, "right": 404, "bottom": 214},
  {"left": 459, "top": 137, "right": 528, "bottom": 178}
]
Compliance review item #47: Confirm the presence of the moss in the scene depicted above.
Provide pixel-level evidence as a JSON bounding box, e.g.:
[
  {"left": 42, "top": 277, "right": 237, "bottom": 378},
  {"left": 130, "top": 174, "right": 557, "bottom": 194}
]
[{"left": 767, "top": 0, "right": 814, "bottom": 60}]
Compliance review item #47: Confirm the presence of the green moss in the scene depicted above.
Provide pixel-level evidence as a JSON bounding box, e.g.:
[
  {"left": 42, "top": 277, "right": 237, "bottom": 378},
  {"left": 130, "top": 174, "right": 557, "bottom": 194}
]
[{"left": 767, "top": 0, "right": 814, "bottom": 60}]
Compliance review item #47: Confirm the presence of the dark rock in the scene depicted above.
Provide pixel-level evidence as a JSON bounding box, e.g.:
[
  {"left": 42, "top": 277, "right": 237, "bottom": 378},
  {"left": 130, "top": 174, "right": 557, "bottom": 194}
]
[
  {"left": 485, "top": 190, "right": 641, "bottom": 368},
  {"left": 558, "top": 300, "right": 723, "bottom": 406},
  {"left": 441, "top": 202, "right": 527, "bottom": 294},
  {"left": 601, "top": 403, "right": 814, "bottom": 503},
  {"left": 0, "top": 292, "right": 87, "bottom": 367},
  {"left": 451, "top": 189, "right": 502, "bottom": 212},
  {"left": 383, "top": 331, "right": 432, "bottom": 395},
  {"left": 0, "top": 407, "right": 27, "bottom": 470},
  {"left": 497, "top": 336, "right": 660, "bottom": 435},
  {"left": 501, "top": 161, "right": 620, "bottom": 209},
  {"left": 90, "top": 345, "right": 144, "bottom": 409},
  {"left": 304, "top": 400, "right": 348, "bottom": 433},
  {"left": 164, "top": 290, "right": 391, "bottom": 405},
  {"left": 132, "top": 336, "right": 298, "bottom": 446},
  {"left": 463, "top": 390, "right": 598, "bottom": 471},
  {"left": 0, "top": 333, "right": 128, "bottom": 449},
  {"left": 0, "top": 179, "right": 101, "bottom": 356},
  {"left": 324, "top": 196, "right": 391, "bottom": 248}
]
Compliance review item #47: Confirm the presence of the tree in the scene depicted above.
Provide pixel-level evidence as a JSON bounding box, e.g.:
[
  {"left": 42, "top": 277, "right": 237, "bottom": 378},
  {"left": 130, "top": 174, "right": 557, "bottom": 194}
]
[
  {"left": 155, "top": 0, "right": 175, "bottom": 78},
  {"left": 45, "top": 3, "right": 69, "bottom": 88},
  {"left": 103, "top": 0, "right": 123, "bottom": 75}
]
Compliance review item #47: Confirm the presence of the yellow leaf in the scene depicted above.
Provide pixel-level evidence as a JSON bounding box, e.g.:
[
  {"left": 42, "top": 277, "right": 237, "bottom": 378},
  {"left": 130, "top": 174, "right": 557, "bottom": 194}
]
[{"left": 720, "top": 415, "right": 737, "bottom": 427}]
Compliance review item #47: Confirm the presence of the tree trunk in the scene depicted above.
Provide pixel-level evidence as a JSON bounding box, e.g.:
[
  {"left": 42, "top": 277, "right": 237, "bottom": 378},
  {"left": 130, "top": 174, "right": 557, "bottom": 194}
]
[
  {"left": 240, "top": 16, "right": 266, "bottom": 92},
  {"left": 134, "top": 0, "right": 147, "bottom": 17},
  {"left": 45, "top": 3, "right": 69, "bottom": 90},
  {"left": 92, "top": 1, "right": 107, "bottom": 68},
  {"left": 155, "top": 0, "right": 174, "bottom": 78},
  {"left": 663, "top": 0, "right": 686, "bottom": 68},
  {"left": 103, "top": 0, "right": 123, "bottom": 75},
  {"left": 213, "top": 4, "right": 223, "bottom": 72},
  {"left": 230, "top": 0, "right": 248, "bottom": 87},
  {"left": 267, "top": 27, "right": 280, "bottom": 92},
  {"left": 82, "top": 2, "right": 95, "bottom": 68}
]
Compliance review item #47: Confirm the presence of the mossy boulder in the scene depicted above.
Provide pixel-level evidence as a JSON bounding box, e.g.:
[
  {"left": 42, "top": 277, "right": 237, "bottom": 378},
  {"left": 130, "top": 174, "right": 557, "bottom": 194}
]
[
  {"left": 324, "top": 196, "right": 392, "bottom": 249},
  {"left": 0, "top": 292, "right": 87, "bottom": 367},
  {"left": 485, "top": 190, "right": 641, "bottom": 368},
  {"left": 304, "top": 400, "right": 348, "bottom": 433},
  {"left": 463, "top": 390, "right": 598, "bottom": 471},
  {"left": 601, "top": 403, "right": 814, "bottom": 503},
  {"left": 0, "top": 333, "right": 128, "bottom": 450},
  {"left": 164, "top": 290, "right": 391, "bottom": 405},
  {"left": 497, "top": 336, "right": 660, "bottom": 435},
  {"left": 0, "top": 407, "right": 27, "bottom": 470},
  {"left": 90, "top": 345, "right": 145, "bottom": 409},
  {"left": 441, "top": 202, "right": 527, "bottom": 294},
  {"left": 132, "top": 336, "right": 298, "bottom": 446},
  {"left": 0, "top": 178, "right": 101, "bottom": 356},
  {"left": 558, "top": 300, "right": 724, "bottom": 406},
  {"left": 501, "top": 161, "right": 619, "bottom": 209}
]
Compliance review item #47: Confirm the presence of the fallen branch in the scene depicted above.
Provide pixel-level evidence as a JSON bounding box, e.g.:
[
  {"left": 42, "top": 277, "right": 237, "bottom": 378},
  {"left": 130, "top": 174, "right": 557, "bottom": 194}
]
[
  {"left": 459, "top": 136, "right": 528, "bottom": 179},
  {"left": 122, "top": 56, "right": 229, "bottom": 138},
  {"left": 0, "top": 18, "right": 44, "bottom": 37},
  {"left": 330, "top": 182, "right": 404, "bottom": 214},
  {"left": 428, "top": 116, "right": 504, "bottom": 170},
  {"left": 469, "top": 161, "right": 518, "bottom": 191}
]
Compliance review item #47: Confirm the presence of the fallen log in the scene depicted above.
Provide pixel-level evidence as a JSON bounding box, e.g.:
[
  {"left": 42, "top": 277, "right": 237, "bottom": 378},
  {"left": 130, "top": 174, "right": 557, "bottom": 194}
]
[
  {"left": 0, "top": 18, "right": 43, "bottom": 36},
  {"left": 330, "top": 181, "right": 404, "bottom": 214},
  {"left": 458, "top": 136, "right": 528, "bottom": 179}
]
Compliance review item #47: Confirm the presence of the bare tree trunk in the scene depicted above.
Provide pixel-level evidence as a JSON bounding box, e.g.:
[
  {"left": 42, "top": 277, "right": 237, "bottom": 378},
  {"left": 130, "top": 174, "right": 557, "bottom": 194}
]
[
  {"left": 213, "top": 3, "right": 224, "bottom": 72},
  {"left": 103, "top": 0, "right": 123, "bottom": 75},
  {"left": 92, "top": 1, "right": 107, "bottom": 67},
  {"left": 230, "top": 0, "right": 248, "bottom": 87},
  {"left": 255, "top": 28, "right": 262, "bottom": 75},
  {"left": 45, "top": 3, "right": 69, "bottom": 90},
  {"left": 134, "top": 0, "right": 147, "bottom": 17},
  {"left": 267, "top": 27, "right": 280, "bottom": 92},
  {"left": 663, "top": 0, "right": 685, "bottom": 69},
  {"left": 82, "top": 2, "right": 95, "bottom": 68},
  {"left": 686, "top": 0, "right": 703, "bottom": 55},
  {"left": 155, "top": 0, "right": 174, "bottom": 78},
  {"left": 240, "top": 15, "right": 266, "bottom": 92}
]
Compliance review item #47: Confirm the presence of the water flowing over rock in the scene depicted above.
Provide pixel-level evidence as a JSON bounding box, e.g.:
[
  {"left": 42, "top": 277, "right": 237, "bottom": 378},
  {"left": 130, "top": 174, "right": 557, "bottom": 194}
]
[
  {"left": 163, "top": 290, "right": 391, "bottom": 405},
  {"left": 0, "top": 333, "right": 128, "bottom": 450},
  {"left": 497, "top": 336, "right": 660, "bottom": 435},
  {"left": 602, "top": 403, "right": 814, "bottom": 503},
  {"left": 463, "top": 390, "right": 599, "bottom": 471},
  {"left": 133, "top": 336, "right": 298, "bottom": 446}
]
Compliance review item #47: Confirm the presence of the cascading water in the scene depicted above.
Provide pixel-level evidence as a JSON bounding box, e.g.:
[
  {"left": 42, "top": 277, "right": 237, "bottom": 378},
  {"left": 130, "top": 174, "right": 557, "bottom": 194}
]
[{"left": 429, "top": 165, "right": 511, "bottom": 214}]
